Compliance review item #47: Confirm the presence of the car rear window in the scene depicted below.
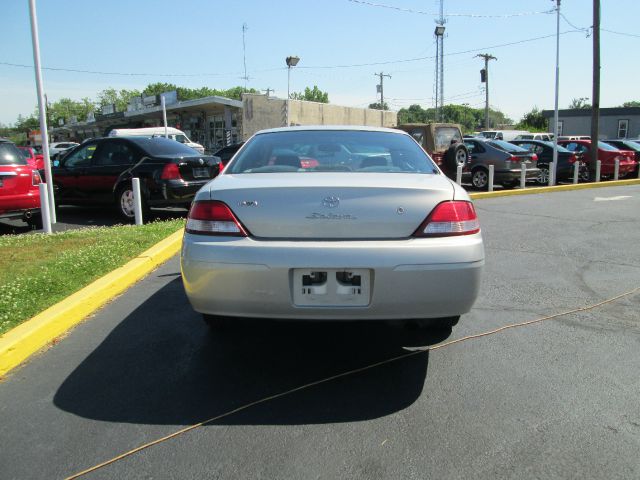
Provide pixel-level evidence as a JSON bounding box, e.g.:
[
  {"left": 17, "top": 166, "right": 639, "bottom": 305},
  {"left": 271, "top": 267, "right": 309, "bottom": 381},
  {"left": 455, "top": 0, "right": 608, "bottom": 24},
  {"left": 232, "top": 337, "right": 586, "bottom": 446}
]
[
  {"left": 540, "top": 141, "right": 571, "bottom": 153},
  {"left": 0, "top": 143, "right": 28, "bottom": 166},
  {"left": 228, "top": 130, "right": 439, "bottom": 174},
  {"left": 598, "top": 141, "right": 619, "bottom": 151},
  {"left": 487, "top": 140, "right": 528, "bottom": 153},
  {"left": 130, "top": 137, "right": 200, "bottom": 156}
]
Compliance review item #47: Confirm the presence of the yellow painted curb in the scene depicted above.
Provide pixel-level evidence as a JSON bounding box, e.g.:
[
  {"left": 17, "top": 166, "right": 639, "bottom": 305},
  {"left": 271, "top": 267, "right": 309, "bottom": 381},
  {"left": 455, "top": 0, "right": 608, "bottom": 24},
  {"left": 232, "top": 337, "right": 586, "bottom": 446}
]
[
  {"left": 0, "top": 228, "right": 184, "bottom": 377},
  {"left": 469, "top": 178, "right": 640, "bottom": 200}
]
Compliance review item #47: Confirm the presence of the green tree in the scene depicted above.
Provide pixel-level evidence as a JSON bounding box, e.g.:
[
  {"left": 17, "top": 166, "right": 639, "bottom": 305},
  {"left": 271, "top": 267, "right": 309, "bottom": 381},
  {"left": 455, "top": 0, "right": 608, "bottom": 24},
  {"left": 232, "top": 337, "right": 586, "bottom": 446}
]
[
  {"left": 97, "top": 88, "right": 141, "bottom": 111},
  {"left": 622, "top": 100, "right": 640, "bottom": 107},
  {"left": 568, "top": 97, "right": 591, "bottom": 109},
  {"left": 290, "top": 86, "right": 329, "bottom": 103},
  {"left": 368, "top": 102, "right": 389, "bottom": 110},
  {"left": 515, "top": 107, "right": 548, "bottom": 132},
  {"left": 46, "top": 97, "right": 96, "bottom": 125},
  {"left": 142, "top": 82, "right": 179, "bottom": 97}
]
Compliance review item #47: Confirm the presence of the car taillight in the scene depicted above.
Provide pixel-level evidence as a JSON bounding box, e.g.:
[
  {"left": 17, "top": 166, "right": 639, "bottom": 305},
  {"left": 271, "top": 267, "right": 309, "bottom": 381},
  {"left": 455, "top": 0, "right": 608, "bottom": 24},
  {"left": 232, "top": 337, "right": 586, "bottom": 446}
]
[
  {"left": 505, "top": 155, "right": 517, "bottom": 163},
  {"left": 186, "top": 200, "right": 247, "bottom": 236},
  {"left": 568, "top": 154, "right": 577, "bottom": 164},
  {"left": 413, "top": 201, "right": 480, "bottom": 237},
  {"left": 531, "top": 154, "right": 538, "bottom": 162},
  {"left": 161, "top": 163, "right": 182, "bottom": 180},
  {"left": 32, "top": 170, "right": 42, "bottom": 185}
]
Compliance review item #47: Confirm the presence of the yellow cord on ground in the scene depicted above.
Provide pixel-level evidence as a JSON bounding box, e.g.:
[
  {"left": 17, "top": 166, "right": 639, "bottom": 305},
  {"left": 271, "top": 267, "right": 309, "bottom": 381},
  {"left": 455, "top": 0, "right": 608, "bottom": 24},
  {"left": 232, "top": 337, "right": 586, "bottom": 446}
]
[{"left": 65, "top": 286, "right": 639, "bottom": 480}]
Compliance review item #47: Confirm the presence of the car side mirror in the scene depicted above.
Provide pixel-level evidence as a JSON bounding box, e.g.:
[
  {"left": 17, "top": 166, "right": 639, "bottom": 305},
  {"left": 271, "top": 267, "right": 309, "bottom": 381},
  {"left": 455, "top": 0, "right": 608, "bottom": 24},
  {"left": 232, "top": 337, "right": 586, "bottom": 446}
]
[{"left": 53, "top": 160, "right": 60, "bottom": 167}]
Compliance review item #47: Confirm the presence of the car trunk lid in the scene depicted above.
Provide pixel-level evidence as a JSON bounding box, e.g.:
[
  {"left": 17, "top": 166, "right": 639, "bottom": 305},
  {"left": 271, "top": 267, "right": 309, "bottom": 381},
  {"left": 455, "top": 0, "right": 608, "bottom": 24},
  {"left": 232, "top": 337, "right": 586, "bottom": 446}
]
[{"left": 206, "top": 173, "right": 455, "bottom": 239}]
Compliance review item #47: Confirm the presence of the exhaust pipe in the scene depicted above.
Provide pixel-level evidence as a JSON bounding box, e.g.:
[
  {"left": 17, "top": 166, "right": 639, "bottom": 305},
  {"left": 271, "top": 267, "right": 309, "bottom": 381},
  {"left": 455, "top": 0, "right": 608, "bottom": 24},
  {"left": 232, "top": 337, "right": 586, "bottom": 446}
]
[{"left": 23, "top": 210, "right": 33, "bottom": 221}]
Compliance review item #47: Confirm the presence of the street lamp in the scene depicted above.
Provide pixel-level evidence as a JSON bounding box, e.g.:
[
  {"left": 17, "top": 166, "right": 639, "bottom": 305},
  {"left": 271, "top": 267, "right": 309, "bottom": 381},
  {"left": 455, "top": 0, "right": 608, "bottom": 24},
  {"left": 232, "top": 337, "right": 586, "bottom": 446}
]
[{"left": 286, "top": 55, "right": 300, "bottom": 127}]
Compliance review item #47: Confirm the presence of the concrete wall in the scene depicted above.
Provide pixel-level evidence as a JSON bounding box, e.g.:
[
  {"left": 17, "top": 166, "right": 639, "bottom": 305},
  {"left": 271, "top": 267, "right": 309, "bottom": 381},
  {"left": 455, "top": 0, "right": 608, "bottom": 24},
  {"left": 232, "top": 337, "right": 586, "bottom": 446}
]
[{"left": 242, "top": 93, "right": 397, "bottom": 140}]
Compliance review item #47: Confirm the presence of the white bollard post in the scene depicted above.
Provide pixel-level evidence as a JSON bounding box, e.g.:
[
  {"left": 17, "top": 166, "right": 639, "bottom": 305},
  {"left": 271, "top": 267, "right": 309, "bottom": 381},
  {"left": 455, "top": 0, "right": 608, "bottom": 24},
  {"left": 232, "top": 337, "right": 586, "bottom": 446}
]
[
  {"left": 520, "top": 162, "right": 526, "bottom": 189},
  {"left": 614, "top": 158, "right": 620, "bottom": 180},
  {"left": 596, "top": 160, "right": 601, "bottom": 182},
  {"left": 573, "top": 162, "right": 579, "bottom": 184},
  {"left": 456, "top": 165, "right": 462, "bottom": 185},
  {"left": 488, "top": 165, "right": 494, "bottom": 192},
  {"left": 132, "top": 178, "right": 143, "bottom": 225},
  {"left": 38, "top": 183, "right": 52, "bottom": 234}
]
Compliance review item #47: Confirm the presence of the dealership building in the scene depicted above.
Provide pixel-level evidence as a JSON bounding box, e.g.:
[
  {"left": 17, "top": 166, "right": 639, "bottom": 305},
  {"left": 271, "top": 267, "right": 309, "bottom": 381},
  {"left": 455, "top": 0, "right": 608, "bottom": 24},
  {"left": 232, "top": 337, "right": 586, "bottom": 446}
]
[{"left": 51, "top": 92, "right": 397, "bottom": 152}]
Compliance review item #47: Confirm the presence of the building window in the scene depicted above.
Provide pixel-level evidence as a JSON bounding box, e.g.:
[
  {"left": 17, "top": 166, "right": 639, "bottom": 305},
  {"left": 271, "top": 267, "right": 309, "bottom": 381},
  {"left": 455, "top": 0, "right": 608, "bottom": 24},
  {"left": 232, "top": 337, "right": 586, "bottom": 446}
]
[
  {"left": 557, "top": 120, "right": 564, "bottom": 136},
  {"left": 618, "top": 119, "right": 629, "bottom": 138}
]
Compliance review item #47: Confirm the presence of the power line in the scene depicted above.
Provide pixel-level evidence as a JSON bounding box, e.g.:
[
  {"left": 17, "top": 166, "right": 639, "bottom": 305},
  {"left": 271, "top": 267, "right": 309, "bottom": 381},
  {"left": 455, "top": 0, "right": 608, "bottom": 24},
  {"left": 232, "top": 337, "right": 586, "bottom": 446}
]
[
  {"left": 0, "top": 30, "right": 586, "bottom": 78},
  {"left": 602, "top": 28, "right": 640, "bottom": 38},
  {"left": 560, "top": 12, "right": 591, "bottom": 36},
  {"left": 346, "top": 0, "right": 554, "bottom": 18}
]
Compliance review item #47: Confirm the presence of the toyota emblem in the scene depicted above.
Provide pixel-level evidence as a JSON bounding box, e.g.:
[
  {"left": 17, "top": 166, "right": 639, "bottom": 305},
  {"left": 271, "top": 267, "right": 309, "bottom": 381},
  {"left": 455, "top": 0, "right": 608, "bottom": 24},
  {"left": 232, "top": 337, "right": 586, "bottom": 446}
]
[{"left": 322, "top": 196, "right": 340, "bottom": 208}]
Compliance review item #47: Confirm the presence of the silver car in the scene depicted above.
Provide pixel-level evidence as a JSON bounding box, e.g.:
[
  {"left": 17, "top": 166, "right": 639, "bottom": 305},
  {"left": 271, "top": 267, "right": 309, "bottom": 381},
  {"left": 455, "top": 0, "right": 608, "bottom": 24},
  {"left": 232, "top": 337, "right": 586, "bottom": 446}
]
[{"left": 181, "top": 127, "right": 484, "bottom": 329}]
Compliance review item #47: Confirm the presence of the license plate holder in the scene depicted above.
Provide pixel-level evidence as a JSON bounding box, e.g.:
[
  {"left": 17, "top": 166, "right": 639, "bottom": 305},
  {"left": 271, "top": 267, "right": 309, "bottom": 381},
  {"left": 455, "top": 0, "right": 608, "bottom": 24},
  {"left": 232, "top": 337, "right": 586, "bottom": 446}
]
[
  {"left": 292, "top": 268, "right": 371, "bottom": 307},
  {"left": 192, "top": 167, "right": 209, "bottom": 178}
]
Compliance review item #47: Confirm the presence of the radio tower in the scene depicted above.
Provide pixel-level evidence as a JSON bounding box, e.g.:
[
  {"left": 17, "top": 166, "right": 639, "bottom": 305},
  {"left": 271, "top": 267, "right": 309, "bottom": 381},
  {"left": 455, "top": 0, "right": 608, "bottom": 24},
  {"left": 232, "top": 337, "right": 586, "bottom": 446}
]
[
  {"left": 434, "top": 0, "right": 446, "bottom": 121},
  {"left": 241, "top": 23, "right": 249, "bottom": 91}
]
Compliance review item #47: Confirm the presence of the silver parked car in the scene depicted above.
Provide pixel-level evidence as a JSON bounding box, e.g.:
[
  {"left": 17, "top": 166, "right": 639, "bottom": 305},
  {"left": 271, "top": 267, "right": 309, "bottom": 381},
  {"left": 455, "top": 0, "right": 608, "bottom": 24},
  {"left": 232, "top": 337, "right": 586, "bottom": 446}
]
[
  {"left": 462, "top": 138, "right": 539, "bottom": 189},
  {"left": 181, "top": 127, "right": 484, "bottom": 329}
]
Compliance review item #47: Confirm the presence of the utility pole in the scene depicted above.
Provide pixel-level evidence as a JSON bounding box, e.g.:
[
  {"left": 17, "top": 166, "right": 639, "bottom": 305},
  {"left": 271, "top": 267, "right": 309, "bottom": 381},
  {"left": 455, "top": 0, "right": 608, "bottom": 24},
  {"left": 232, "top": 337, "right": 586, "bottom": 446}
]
[
  {"left": 375, "top": 72, "right": 391, "bottom": 126},
  {"left": 551, "top": 0, "right": 561, "bottom": 186},
  {"left": 476, "top": 53, "right": 497, "bottom": 130},
  {"left": 262, "top": 88, "right": 273, "bottom": 97},
  {"left": 590, "top": 0, "right": 600, "bottom": 174}
]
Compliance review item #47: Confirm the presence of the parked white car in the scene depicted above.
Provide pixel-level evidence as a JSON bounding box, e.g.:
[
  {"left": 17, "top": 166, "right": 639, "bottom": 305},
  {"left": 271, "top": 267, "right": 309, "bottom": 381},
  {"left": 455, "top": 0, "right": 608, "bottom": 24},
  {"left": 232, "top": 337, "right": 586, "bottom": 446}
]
[
  {"left": 49, "top": 142, "right": 79, "bottom": 156},
  {"left": 108, "top": 127, "right": 205, "bottom": 154},
  {"left": 181, "top": 126, "right": 484, "bottom": 330}
]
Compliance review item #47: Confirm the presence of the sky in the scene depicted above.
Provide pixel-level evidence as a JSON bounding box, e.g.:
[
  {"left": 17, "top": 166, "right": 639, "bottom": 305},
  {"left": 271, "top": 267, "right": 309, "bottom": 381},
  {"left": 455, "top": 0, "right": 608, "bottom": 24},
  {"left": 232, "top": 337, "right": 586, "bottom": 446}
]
[{"left": 1, "top": 0, "right": 639, "bottom": 126}]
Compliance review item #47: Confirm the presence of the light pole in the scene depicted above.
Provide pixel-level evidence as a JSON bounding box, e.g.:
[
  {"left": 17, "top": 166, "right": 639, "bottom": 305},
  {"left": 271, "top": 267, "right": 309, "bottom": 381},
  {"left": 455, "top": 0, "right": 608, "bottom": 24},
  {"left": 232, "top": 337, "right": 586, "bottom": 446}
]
[
  {"left": 286, "top": 55, "right": 300, "bottom": 127},
  {"left": 551, "top": 0, "right": 561, "bottom": 185},
  {"left": 462, "top": 103, "right": 469, "bottom": 132}
]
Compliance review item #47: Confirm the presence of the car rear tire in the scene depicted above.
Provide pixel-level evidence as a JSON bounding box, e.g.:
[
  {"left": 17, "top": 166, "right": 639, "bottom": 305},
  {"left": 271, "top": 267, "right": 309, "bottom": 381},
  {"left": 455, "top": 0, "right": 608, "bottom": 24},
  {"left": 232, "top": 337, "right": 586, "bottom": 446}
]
[
  {"left": 471, "top": 168, "right": 489, "bottom": 190},
  {"left": 115, "top": 184, "right": 148, "bottom": 222}
]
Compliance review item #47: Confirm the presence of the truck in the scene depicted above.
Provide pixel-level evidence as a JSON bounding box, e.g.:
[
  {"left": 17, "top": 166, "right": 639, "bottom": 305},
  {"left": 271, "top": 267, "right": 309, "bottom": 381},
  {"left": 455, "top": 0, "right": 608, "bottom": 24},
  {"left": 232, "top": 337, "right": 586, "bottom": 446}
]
[{"left": 395, "top": 123, "right": 469, "bottom": 179}]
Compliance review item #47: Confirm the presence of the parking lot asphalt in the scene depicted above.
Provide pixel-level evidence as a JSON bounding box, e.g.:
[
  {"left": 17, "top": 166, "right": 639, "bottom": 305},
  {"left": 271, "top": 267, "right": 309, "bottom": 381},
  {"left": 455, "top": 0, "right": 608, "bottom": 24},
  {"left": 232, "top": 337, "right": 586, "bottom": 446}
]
[{"left": 1, "top": 185, "right": 639, "bottom": 479}]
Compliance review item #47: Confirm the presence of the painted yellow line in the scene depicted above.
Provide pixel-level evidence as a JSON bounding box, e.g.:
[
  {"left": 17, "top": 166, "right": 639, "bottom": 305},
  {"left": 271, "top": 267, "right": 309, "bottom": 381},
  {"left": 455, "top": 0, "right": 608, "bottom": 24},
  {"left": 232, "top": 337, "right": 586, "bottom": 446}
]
[
  {"left": 469, "top": 178, "right": 640, "bottom": 200},
  {"left": 0, "top": 229, "right": 184, "bottom": 377}
]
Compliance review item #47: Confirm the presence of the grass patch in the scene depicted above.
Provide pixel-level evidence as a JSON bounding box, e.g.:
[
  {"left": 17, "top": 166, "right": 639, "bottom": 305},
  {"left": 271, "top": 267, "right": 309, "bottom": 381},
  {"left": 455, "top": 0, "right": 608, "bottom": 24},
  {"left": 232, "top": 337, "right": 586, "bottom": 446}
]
[{"left": 0, "top": 219, "right": 184, "bottom": 335}]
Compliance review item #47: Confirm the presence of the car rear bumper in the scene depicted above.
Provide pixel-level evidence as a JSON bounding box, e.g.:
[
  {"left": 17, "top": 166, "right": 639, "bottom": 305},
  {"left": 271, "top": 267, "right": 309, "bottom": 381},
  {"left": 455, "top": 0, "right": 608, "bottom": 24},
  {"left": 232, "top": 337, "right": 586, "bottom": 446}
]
[
  {"left": 181, "top": 232, "right": 484, "bottom": 320},
  {"left": 149, "top": 179, "right": 211, "bottom": 207},
  {"left": 0, "top": 192, "right": 40, "bottom": 218}
]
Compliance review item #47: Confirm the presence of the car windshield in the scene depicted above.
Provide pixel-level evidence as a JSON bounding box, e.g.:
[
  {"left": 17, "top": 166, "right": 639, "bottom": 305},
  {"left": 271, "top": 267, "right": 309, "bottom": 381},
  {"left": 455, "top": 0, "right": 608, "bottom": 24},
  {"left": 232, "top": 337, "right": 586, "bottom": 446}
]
[
  {"left": 598, "top": 141, "right": 619, "bottom": 151},
  {"left": 133, "top": 137, "right": 200, "bottom": 156},
  {"left": 228, "top": 130, "right": 439, "bottom": 174},
  {"left": 0, "top": 143, "right": 28, "bottom": 165},
  {"left": 541, "top": 141, "right": 571, "bottom": 153},
  {"left": 487, "top": 140, "right": 527, "bottom": 153}
]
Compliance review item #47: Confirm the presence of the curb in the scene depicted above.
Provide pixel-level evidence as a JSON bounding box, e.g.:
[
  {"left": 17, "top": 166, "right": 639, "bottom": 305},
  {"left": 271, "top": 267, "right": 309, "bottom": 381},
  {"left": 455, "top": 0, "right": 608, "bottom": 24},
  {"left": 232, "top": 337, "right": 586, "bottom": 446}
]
[
  {"left": 468, "top": 178, "right": 640, "bottom": 200},
  {"left": 0, "top": 229, "right": 184, "bottom": 377},
  {"left": 1, "top": 179, "right": 639, "bottom": 377}
]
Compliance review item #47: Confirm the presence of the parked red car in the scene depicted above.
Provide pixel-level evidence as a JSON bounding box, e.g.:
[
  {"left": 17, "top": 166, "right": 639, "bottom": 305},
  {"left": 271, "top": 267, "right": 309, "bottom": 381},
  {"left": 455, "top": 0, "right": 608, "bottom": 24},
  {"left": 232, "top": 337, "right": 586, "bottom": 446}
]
[
  {"left": 1, "top": 139, "right": 42, "bottom": 228},
  {"left": 17, "top": 146, "right": 45, "bottom": 170},
  {"left": 558, "top": 139, "right": 637, "bottom": 178}
]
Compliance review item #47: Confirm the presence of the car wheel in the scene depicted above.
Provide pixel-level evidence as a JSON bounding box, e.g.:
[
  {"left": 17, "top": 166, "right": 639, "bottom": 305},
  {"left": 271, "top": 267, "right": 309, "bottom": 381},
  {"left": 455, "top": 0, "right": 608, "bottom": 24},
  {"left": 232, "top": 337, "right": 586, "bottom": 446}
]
[
  {"left": 115, "top": 184, "right": 147, "bottom": 222},
  {"left": 471, "top": 168, "right": 489, "bottom": 190},
  {"left": 537, "top": 166, "right": 550, "bottom": 185},
  {"left": 454, "top": 145, "right": 469, "bottom": 168},
  {"left": 202, "top": 314, "right": 235, "bottom": 330}
]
